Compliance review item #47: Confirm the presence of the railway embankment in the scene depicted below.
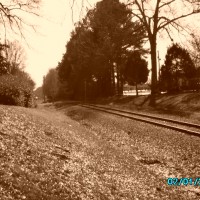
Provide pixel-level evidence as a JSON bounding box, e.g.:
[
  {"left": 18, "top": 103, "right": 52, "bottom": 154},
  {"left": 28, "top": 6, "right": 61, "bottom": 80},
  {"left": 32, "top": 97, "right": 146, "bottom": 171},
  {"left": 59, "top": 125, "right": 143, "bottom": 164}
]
[{"left": 95, "top": 92, "right": 200, "bottom": 124}]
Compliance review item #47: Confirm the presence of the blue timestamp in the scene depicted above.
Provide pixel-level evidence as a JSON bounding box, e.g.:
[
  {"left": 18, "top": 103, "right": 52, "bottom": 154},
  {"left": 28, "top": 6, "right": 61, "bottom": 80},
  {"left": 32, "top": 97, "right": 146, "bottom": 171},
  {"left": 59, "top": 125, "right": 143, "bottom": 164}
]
[{"left": 167, "top": 178, "right": 200, "bottom": 186}]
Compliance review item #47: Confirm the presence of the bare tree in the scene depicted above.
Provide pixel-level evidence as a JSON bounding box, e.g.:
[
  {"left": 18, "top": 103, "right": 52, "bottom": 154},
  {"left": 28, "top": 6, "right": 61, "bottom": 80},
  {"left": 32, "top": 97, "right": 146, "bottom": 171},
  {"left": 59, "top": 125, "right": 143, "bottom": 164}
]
[
  {"left": 125, "top": 0, "right": 200, "bottom": 105},
  {"left": 3, "top": 40, "right": 26, "bottom": 73},
  {"left": 0, "top": 0, "right": 40, "bottom": 41}
]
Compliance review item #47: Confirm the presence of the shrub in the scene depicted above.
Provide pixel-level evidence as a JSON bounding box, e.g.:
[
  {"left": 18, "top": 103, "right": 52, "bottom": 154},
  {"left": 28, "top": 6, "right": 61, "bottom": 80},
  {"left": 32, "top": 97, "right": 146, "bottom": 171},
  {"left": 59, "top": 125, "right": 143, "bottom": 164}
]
[{"left": 0, "top": 73, "right": 35, "bottom": 107}]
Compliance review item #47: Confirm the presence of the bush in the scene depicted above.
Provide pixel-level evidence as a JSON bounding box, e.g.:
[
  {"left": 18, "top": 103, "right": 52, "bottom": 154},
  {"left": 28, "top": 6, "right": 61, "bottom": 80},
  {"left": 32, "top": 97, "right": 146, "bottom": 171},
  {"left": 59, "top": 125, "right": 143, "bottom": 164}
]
[{"left": 0, "top": 74, "right": 35, "bottom": 107}]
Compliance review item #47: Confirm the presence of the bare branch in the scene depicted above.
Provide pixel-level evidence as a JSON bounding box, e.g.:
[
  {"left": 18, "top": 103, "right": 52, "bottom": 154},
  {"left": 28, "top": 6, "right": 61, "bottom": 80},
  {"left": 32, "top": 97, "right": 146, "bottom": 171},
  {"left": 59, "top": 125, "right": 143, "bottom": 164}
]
[
  {"left": 134, "top": 0, "right": 152, "bottom": 36},
  {"left": 159, "top": 0, "right": 176, "bottom": 9},
  {"left": 0, "top": 12, "right": 7, "bottom": 43},
  {"left": 0, "top": 0, "right": 40, "bottom": 42},
  {"left": 152, "top": 0, "right": 161, "bottom": 35},
  {"left": 163, "top": 26, "right": 174, "bottom": 42},
  {"left": 158, "top": 10, "right": 200, "bottom": 31},
  {"left": 131, "top": 11, "right": 143, "bottom": 22},
  {"left": 70, "top": 0, "right": 75, "bottom": 24},
  {"left": 0, "top": 40, "right": 26, "bottom": 74}
]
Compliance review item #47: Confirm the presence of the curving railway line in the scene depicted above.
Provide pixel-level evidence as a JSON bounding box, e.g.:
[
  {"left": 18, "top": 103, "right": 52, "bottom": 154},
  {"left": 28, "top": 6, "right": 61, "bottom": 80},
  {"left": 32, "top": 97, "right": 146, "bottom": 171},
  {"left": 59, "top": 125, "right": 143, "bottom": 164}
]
[{"left": 80, "top": 104, "right": 200, "bottom": 137}]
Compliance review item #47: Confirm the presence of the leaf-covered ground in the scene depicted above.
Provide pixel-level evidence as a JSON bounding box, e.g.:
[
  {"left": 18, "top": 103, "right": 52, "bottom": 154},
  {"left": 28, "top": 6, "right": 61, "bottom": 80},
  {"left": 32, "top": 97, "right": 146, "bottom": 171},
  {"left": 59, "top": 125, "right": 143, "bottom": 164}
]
[{"left": 0, "top": 103, "right": 200, "bottom": 200}]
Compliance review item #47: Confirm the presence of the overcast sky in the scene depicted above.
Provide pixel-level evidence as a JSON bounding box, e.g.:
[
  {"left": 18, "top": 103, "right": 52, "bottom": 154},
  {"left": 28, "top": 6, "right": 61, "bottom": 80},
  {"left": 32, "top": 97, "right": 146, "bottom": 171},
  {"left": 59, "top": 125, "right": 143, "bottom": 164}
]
[
  {"left": 6, "top": 0, "right": 199, "bottom": 88},
  {"left": 21, "top": 0, "right": 99, "bottom": 88},
  {"left": 23, "top": 0, "right": 78, "bottom": 88}
]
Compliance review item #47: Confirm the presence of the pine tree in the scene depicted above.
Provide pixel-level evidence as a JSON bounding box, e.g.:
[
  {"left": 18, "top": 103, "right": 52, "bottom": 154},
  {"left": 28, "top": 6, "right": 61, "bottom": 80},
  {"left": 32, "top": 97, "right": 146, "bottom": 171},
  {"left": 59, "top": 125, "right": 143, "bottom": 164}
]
[{"left": 160, "top": 43, "right": 196, "bottom": 92}]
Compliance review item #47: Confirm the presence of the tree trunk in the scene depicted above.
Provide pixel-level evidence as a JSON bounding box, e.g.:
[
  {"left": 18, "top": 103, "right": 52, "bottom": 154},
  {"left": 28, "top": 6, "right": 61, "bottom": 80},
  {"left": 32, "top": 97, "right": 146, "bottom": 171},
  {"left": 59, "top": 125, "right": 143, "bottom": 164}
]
[
  {"left": 43, "top": 94, "right": 46, "bottom": 103},
  {"left": 119, "top": 71, "right": 123, "bottom": 95},
  {"left": 136, "top": 82, "right": 138, "bottom": 96},
  {"left": 116, "top": 64, "right": 120, "bottom": 95},
  {"left": 84, "top": 79, "right": 87, "bottom": 102},
  {"left": 110, "top": 63, "right": 115, "bottom": 96},
  {"left": 149, "top": 37, "right": 157, "bottom": 106}
]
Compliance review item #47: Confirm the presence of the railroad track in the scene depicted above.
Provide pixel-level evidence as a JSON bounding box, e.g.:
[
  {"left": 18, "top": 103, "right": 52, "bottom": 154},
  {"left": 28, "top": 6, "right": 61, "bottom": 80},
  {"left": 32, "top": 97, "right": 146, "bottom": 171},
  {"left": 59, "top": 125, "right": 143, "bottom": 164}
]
[{"left": 81, "top": 104, "right": 200, "bottom": 137}]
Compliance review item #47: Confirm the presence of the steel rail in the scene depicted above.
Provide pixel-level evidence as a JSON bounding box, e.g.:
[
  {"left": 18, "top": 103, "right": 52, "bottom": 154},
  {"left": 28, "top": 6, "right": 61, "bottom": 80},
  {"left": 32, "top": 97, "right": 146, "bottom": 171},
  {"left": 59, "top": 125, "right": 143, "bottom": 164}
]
[
  {"left": 85, "top": 104, "right": 200, "bottom": 129},
  {"left": 81, "top": 104, "right": 200, "bottom": 137}
]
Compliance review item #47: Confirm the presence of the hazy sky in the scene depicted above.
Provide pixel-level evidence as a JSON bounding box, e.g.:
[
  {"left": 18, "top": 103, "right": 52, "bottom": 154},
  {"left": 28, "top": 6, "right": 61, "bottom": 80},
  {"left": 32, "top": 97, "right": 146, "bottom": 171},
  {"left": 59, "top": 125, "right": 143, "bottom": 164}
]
[
  {"left": 22, "top": 0, "right": 98, "bottom": 88},
  {"left": 6, "top": 0, "right": 199, "bottom": 88},
  {"left": 23, "top": 0, "right": 80, "bottom": 88}
]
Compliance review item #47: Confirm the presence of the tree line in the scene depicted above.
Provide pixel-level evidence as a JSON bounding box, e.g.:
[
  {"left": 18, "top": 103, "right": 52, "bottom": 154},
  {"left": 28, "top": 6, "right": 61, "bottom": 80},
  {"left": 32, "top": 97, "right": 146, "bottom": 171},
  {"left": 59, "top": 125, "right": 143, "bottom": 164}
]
[
  {"left": 43, "top": 0, "right": 149, "bottom": 101},
  {"left": 43, "top": 0, "right": 200, "bottom": 102}
]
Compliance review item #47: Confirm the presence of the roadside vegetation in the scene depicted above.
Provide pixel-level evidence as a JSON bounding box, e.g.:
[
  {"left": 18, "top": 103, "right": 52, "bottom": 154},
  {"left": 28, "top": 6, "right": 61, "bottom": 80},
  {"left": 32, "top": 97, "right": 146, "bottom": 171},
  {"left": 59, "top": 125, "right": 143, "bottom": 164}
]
[
  {"left": 0, "top": 43, "right": 36, "bottom": 107},
  {"left": 0, "top": 0, "right": 40, "bottom": 108}
]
